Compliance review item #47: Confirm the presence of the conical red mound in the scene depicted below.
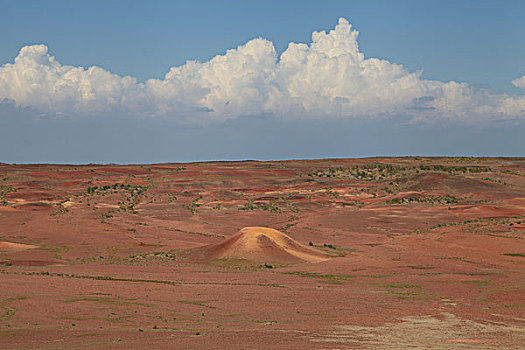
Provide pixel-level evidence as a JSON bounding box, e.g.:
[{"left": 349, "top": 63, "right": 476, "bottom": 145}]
[{"left": 188, "top": 227, "right": 331, "bottom": 264}]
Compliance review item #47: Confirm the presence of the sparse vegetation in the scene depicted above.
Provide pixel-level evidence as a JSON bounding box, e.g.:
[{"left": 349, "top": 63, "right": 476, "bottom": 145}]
[
  {"left": 0, "top": 269, "right": 285, "bottom": 288},
  {"left": 179, "top": 300, "right": 217, "bottom": 309},
  {"left": 85, "top": 183, "right": 149, "bottom": 214},
  {"left": 418, "top": 164, "right": 492, "bottom": 174},
  {"left": 426, "top": 215, "right": 525, "bottom": 231},
  {"left": 309, "top": 164, "right": 411, "bottom": 181},
  {"left": 261, "top": 200, "right": 282, "bottom": 213},
  {"left": 279, "top": 222, "right": 296, "bottom": 232},
  {"left": 482, "top": 177, "right": 508, "bottom": 185},
  {"left": 385, "top": 194, "right": 458, "bottom": 205},
  {"left": 325, "top": 188, "right": 339, "bottom": 198},
  {"left": 239, "top": 197, "right": 299, "bottom": 214},
  {"left": 0, "top": 185, "right": 16, "bottom": 206},
  {"left": 239, "top": 201, "right": 256, "bottom": 211},
  {"left": 340, "top": 200, "right": 365, "bottom": 208},
  {"left": 407, "top": 266, "right": 434, "bottom": 270},
  {"left": 281, "top": 271, "right": 354, "bottom": 282},
  {"left": 499, "top": 169, "right": 524, "bottom": 177},
  {"left": 51, "top": 199, "right": 70, "bottom": 216},
  {"left": 182, "top": 195, "right": 203, "bottom": 215},
  {"left": 167, "top": 194, "right": 178, "bottom": 203}
]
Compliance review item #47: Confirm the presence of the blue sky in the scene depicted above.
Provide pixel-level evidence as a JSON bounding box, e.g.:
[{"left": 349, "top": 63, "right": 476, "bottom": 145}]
[{"left": 1, "top": 0, "right": 524, "bottom": 163}]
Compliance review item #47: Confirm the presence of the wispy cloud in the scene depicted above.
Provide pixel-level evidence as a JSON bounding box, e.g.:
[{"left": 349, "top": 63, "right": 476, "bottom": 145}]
[{"left": 1, "top": 18, "right": 524, "bottom": 123}]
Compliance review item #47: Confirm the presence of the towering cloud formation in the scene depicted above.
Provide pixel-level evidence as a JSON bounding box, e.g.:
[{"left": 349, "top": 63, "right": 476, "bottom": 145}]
[{"left": 0, "top": 18, "right": 524, "bottom": 122}]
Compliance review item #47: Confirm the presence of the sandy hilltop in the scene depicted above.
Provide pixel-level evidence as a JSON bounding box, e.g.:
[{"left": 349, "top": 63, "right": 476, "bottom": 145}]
[{"left": 1, "top": 157, "right": 524, "bottom": 349}]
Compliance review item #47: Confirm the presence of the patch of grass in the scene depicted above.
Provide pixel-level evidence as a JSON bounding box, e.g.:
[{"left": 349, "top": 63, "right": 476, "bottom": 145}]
[
  {"left": 503, "top": 253, "right": 525, "bottom": 257},
  {"left": 204, "top": 258, "right": 272, "bottom": 270},
  {"left": 178, "top": 300, "right": 217, "bottom": 309},
  {"left": 238, "top": 201, "right": 256, "bottom": 211},
  {"left": 62, "top": 316, "right": 99, "bottom": 322},
  {"left": 51, "top": 199, "right": 70, "bottom": 216},
  {"left": 77, "top": 249, "right": 177, "bottom": 266},
  {"left": 376, "top": 283, "right": 422, "bottom": 289},
  {"left": 325, "top": 188, "right": 339, "bottom": 198},
  {"left": 281, "top": 199, "right": 300, "bottom": 213},
  {"left": 281, "top": 271, "right": 354, "bottom": 282},
  {"left": 0, "top": 269, "right": 285, "bottom": 288},
  {"left": 182, "top": 195, "right": 202, "bottom": 215},
  {"left": 167, "top": 227, "right": 224, "bottom": 238},
  {"left": 370, "top": 282, "right": 431, "bottom": 301},
  {"left": 308, "top": 242, "right": 354, "bottom": 257},
  {"left": 426, "top": 215, "right": 525, "bottom": 231},
  {"left": 481, "top": 177, "right": 508, "bottom": 185},
  {"left": 63, "top": 297, "right": 154, "bottom": 307},
  {"left": 240, "top": 197, "right": 298, "bottom": 214},
  {"left": 100, "top": 210, "right": 116, "bottom": 221},
  {"left": 126, "top": 250, "right": 178, "bottom": 264},
  {"left": 461, "top": 280, "right": 490, "bottom": 286},
  {"left": 0, "top": 306, "right": 16, "bottom": 320},
  {"left": 167, "top": 194, "right": 178, "bottom": 203},
  {"left": 407, "top": 266, "right": 434, "bottom": 270},
  {"left": 279, "top": 222, "right": 296, "bottom": 232},
  {"left": 499, "top": 169, "right": 525, "bottom": 177},
  {"left": 261, "top": 200, "right": 282, "bottom": 213},
  {"left": 252, "top": 319, "right": 278, "bottom": 326},
  {"left": 361, "top": 274, "right": 397, "bottom": 279},
  {"left": 504, "top": 303, "right": 525, "bottom": 308},
  {"left": 455, "top": 272, "right": 502, "bottom": 276},
  {"left": 38, "top": 244, "right": 71, "bottom": 260},
  {"left": 1, "top": 259, "right": 13, "bottom": 266}
]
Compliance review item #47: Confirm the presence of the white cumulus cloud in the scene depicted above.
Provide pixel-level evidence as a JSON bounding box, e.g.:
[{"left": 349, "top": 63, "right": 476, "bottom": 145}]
[
  {"left": 512, "top": 75, "right": 525, "bottom": 89},
  {"left": 0, "top": 18, "right": 524, "bottom": 122},
  {"left": 0, "top": 44, "right": 141, "bottom": 114}
]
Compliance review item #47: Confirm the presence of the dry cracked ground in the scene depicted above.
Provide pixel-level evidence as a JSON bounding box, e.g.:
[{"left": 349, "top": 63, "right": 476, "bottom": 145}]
[{"left": 0, "top": 157, "right": 524, "bottom": 349}]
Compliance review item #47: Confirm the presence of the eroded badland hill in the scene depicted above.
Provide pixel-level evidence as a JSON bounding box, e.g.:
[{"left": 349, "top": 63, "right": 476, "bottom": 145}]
[{"left": 0, "top": 157, "right": 524, "bottom": 349}]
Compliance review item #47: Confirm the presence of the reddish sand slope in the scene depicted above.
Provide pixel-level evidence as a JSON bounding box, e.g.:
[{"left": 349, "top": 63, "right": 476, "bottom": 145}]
[{"left": 0, "top": 157, "right": 524, "bottom": 349}]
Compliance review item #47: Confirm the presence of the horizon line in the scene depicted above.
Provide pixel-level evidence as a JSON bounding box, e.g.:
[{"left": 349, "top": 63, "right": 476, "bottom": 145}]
[{"left": 2, "top": 155, "right": 524, "bottom": 166}]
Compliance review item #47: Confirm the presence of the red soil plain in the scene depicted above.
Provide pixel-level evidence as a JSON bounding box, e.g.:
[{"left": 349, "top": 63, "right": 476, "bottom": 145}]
[{"left": 0, "top": 157, "right": 524, "bottom": 349}]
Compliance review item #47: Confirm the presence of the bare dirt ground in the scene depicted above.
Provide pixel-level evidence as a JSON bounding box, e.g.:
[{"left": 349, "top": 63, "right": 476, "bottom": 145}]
[{"left": 0, "top": 157, "right": 524, "bottom": 349}]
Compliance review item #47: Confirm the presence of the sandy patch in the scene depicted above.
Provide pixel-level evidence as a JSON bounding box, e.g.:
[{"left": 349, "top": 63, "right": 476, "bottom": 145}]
[
  {"left": 0, "top": 241, "right": 38, "bottom": 252},
  {"left": 310, "top": 313, "right": 525, "bottom": 349}
]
